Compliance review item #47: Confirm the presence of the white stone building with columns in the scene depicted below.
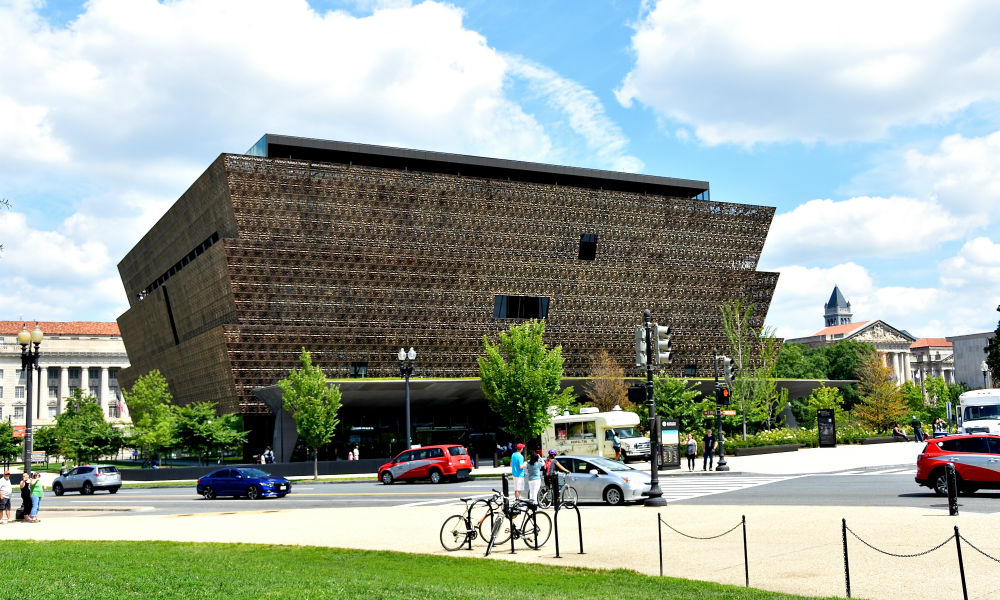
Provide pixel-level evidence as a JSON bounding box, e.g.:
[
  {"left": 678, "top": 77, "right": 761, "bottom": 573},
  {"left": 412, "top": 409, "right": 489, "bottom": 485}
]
[
  {"left": 0, "top": 321, "right": 131, "bottom": 427},
  {"left": 787, "top": 320, "right": 918, "bottom": 383}
]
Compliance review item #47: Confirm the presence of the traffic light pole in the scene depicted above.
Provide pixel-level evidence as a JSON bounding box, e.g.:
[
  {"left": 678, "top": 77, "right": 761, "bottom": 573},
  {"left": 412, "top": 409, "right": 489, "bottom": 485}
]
[
  {"left": 643, "top": 309, "right": 666, "bottom": 506},
  {"left": 712, "top": 349, "right": 729, "bottom": 471}
]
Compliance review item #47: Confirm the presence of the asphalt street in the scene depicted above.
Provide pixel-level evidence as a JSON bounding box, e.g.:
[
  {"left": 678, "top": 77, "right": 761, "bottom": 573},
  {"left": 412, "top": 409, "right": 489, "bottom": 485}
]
[{"left": 41, "top": 467, "right": 1000, "bottom": 517}]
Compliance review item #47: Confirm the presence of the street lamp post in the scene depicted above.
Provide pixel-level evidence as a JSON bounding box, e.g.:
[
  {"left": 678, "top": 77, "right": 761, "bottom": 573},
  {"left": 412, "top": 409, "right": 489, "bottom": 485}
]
[
  {"left": 398, "top": 347, "right": 416, "bottom": 450},
  {"left": 982, "top": 361, "right": 990, "bottom": 389},
  {"left": 17, "top": 324, "right": 44, "bottom": 477}
]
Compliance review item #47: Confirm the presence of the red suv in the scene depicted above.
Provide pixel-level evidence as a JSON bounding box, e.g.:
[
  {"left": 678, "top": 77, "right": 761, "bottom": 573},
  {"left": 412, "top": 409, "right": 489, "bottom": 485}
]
[
  {"left": 915, "top": 434, "right": 1000, "bottom": 496},
  {"left": 378, "top": 445, "right": 472, "bottom": 485}
]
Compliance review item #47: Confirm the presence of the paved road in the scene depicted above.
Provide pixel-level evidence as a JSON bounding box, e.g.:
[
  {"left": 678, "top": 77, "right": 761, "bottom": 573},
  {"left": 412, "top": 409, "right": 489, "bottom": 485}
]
[{"left": 42, "top": 467, "right": 998, "bottom": 516}]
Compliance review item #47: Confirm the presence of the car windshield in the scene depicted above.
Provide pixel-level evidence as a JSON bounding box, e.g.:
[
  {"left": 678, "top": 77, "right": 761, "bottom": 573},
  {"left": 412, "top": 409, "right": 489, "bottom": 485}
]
[
  {"left": 614, "top": 427, "right": 641, "bottom": 438},
  {"left": 239, "top": 468, "right": 270, "bottom": 478},
  {"left": 964, "top": 405, "right": 1000, "bottom": 421},
  {"left": 585, "top": 456, "right": 636, "bottom": 472}
]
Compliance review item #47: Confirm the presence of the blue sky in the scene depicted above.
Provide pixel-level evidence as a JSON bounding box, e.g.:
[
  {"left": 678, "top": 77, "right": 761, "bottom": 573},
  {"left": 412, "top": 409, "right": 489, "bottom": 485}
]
[{"left": 2, "top": 0, "right": 999, "bottom": 339}]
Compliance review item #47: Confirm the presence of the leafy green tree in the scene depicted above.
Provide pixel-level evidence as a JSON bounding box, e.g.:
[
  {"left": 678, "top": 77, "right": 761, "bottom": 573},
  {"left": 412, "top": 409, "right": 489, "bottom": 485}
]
[
  {"left": 631, "top": 374, "right": 714, "bottom": 435},
  {"left": 32, "top": 426, "right": 60, "bottom": 462},
  {"left": 719, "top": 299, "right": 783, "bottom": 435},
  {"left": 124, "top": 370, "right": 178, "bottom": 464},
  {"left": 279, "top": 349, "right": 342, "bottom": 479},
  {"left": 479, "top": 319, "right": 576, "bottom": 444},
  {"left": 53, "top": 389, "right": 125, "bottom": 463},
  {"left": 802, "top": 385, "right": 846, "bottom": 428},
  {"left": 900, "top": 381, "right": 925, "bottom": 414},
  {"left": 175, "top": 402, "right": 247, "bottom": 466},
  {"left": 775, "top": 343, "right": 828, "bottom": 380},
  {"left": 985, "top": 305, "right": 1000, "bottom": 386},
  {"left": 0, "top": 421, "right": 21, "bottom": 466},
  {"left": 853, "top": 354, "right": 906, "bottom": 433}
]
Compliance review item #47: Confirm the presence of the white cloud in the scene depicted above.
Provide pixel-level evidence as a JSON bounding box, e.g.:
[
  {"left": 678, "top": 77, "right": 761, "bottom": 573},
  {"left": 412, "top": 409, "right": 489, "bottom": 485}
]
[
  {"left": 901, "top": 131, "right": 1000, "bottom": 218},
  {"left": 760, "top": 195, "right": 969, "bottom": 267},
  {"left": 617, "top": 0, "right": 1000, "bottom": 145},
  {"left": 939, "top": 237, "right": 1000, "bottom": 288},
  {"left": 764, "top": 262, "right": 874, "bottom": 338}
]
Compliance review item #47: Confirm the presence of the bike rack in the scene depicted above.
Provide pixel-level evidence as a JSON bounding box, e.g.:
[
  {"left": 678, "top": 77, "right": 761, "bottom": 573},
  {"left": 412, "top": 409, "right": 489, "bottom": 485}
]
[{"left": 553, "top": 499, "right": 585, "bottom": 558}]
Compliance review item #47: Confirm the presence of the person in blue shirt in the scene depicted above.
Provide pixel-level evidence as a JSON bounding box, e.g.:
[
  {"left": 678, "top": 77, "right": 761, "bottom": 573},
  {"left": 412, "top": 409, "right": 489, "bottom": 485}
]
[{"left": 510, "top": 443, "right": 526, "bottom": 500}]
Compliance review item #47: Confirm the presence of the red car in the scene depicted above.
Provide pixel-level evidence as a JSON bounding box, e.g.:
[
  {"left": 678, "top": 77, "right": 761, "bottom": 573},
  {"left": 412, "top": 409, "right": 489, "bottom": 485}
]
[
  {"left": 915, "top": 434, "right": 1000, "bottom": 496},
  {"left": 378, "top": 444, "right": 472, "bottom": 485}
]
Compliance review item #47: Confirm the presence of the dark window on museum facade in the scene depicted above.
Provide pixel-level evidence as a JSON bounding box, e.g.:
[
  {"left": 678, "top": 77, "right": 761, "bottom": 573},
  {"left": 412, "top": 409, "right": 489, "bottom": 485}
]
[
  {"left": 349, "top": 362, "right": 368, "bottom": 378},
  {"left": 578, "top": 233, "right": 597, "bottom": 260},
  {"left": 683, "top": 364, "right": 697, "bottom": 377},
  {"left": 493, "top": 295, "right": 550, "bottom": 319}
]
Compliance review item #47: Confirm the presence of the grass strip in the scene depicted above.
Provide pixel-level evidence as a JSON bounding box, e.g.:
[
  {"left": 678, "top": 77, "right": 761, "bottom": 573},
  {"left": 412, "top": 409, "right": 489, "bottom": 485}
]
[{"left": 0, "top": 540, "right": 841, "bottom": 600}]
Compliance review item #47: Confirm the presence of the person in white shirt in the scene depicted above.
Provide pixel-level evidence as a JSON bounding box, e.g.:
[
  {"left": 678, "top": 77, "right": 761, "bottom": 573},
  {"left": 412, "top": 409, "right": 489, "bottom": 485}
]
[{"left": 0, "top": 470, "right": 11, "bottom": 523}]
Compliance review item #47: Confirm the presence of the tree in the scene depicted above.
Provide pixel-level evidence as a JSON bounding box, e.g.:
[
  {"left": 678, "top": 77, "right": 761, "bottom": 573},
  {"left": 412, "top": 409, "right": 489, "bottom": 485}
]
[
  {"left": 853, "top": 354, "right": 906, "bottom": 433},
  {"left": 584, "top": 349, "right": 630, "bottom": 412},
  {"left": 32, "top": 426, "right": 60, "bottom": 463},
  {"left": 124, "top": 370, "right": 178, "bottom": 464},
  {"left": 478, "top": 319, "right": 576, "bottom": 444},
  {"left": 719, "top": 299, "right": 783, "bottom": 436},
  {"left": 174, "top": 402, "right": 247, "bottom": 466},
  {"left": 775, "top": 343, "right": 828, "bottom": 379},
  {"left": 278, "top": 349, "right": 342, "bottom": 479},
  {"left": 0, "top": 422, "right": 20, "bottom": 466},
  {"left": 53, "top": 389, "right": 125, "bottom": 463},
  {"left": 824, "top": 340, "right": 876, "bottom": 409},
  {"left": 985, "top": 305, "right": 1000, "bottom": 386},
  {"left": 802, "top": 385, "right": 845, "bottom": 428},
  {"left": 631, "top": 374, "right": 713, "bottom": 435}
]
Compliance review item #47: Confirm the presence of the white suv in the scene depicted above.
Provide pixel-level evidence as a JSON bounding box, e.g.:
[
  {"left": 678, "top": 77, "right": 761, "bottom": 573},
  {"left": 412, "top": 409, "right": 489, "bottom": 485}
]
[{"left": 52, "top": 465, "right": 122, "bottom": 495}]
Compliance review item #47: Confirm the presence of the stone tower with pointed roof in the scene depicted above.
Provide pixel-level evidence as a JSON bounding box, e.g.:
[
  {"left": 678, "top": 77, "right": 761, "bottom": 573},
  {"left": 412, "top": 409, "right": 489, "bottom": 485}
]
[{"left": 824, "top": 285, "right": 853, "bottom": 327}]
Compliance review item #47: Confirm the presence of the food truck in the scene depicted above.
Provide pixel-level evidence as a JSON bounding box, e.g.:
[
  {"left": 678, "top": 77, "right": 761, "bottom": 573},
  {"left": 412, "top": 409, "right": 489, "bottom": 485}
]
[{"left": 540, "top": 407, "right": 651, "bottom": 461}]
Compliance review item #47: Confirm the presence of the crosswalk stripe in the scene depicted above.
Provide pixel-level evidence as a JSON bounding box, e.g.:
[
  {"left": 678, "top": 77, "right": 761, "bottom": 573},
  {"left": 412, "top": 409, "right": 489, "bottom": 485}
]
[{"left": 661, "top": 475, "right": 801, "bottom": 501}]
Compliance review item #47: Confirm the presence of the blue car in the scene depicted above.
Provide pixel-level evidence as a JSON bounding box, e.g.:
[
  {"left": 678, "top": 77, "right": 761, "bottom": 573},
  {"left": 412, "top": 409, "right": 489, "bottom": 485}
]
[{"left": 196, "top": 467, "right": 291, "bottom": 500}]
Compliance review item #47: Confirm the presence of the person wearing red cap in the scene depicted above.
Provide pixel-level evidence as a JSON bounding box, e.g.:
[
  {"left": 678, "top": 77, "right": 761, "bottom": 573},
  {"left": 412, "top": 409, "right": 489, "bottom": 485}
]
[{"left": 510, "top": 443, "right": 526, "bottom": 500}]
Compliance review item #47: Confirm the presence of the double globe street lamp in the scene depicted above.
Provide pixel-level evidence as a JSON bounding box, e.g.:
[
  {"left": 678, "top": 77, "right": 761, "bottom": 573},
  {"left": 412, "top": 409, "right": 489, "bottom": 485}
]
[
  {"left": 398, "top": 347, "right": 416, "bottom": 450},
  {"left": 17, "top": 324, "right": 44, "bottom": 476}
]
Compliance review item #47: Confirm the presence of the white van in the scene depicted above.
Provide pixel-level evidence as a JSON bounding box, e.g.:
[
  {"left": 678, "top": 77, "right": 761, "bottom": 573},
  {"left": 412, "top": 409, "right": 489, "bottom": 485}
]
[
  {"left": 540, "top": 408, "right": 651, "bottom": 461},
  {"left": 958, "top": 389, "right": 1000, "bottom": 434}
]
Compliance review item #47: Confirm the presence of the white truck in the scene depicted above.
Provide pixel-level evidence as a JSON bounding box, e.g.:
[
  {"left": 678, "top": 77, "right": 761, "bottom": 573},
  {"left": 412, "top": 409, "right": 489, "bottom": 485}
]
[
  {"left": 958, "top": 389, "right": 1000, "bottom": 434},
  {"left": 540, "top": 408, "right": 651, "bottom": 461}
]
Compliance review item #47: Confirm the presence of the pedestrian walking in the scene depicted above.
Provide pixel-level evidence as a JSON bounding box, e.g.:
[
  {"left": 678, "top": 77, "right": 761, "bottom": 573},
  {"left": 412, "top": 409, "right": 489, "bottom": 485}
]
[
  {"left": 702, "top": 429, "right": 717, "bottom": 471},
  {"left": 0, "top": 470, "right": 11, "bottom": 523},
  {"left": 684, "top": 433, "right": 697, "bottom": 471},
  {"left": 18, "top": 472, "right": 32, "bottom": 522},
  {"left": 27, "top": 472, "right": 43, "bottom": 523},
  {"left": 510, "top": 443, "right": 526, "bottom": 500},
  {"left": 910, "top": 416, "right": 924, "bottom": 442},
  {"left": 525, "top": 452, "right": 542, "bottom": 502},
  {"left": 611, "top": 429, "right": 622, "bottom": 461}
]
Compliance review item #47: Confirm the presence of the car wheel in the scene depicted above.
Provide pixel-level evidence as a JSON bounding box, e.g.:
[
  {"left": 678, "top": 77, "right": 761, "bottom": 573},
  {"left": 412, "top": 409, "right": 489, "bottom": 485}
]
[
  {"left": 52, "top": 482, "right": 64, "bottom": 497},
  {"left": 604, "top": 486, "right": 624, "bottom": 506},
  {"left": 931, "top": 469, "right": 962, "bottom": 497},
  {"left": 82, "top": 481, "right": 94, "bottom": 495},
  {"left": 429, "top": 469, "right": 443, "bottom": 484},
  {"left": 202, "top": 485, "right": 216, "bottom": 500},
  {"left": 247, "top": 485, "right": 261, "bottom": 500},
  {"left": 380, "top": 471, "right": 394, "bottom": 485},
  {"left": 108, "top": 487, "right": 120, "bottom": 494}
]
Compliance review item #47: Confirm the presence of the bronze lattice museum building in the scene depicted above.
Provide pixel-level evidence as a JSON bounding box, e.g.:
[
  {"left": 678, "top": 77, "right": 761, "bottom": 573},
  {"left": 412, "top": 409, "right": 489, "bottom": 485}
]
[{"left": 116, "top": 134, "right": 777, "bottom": 450}]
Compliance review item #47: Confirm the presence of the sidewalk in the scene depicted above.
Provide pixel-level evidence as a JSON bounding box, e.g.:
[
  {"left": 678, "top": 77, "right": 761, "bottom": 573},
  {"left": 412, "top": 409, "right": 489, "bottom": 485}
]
[{"left": 6, "top": 441, "right": 987, "bottom": 600}]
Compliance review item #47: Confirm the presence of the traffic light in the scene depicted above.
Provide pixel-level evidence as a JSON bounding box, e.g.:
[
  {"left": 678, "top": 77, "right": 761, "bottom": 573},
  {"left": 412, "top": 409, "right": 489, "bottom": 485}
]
[
  {"left": 722, "top": 356, "right": 736, "bottom": 386},
  {"left": 653, "top": 323, "right": 672, "bottom": 365},
  {"left": 715, "top": 385, "right": 732, "bottom": 405},
  {"left": 627, "top": 384, "right": 646, "bottom": 405},
  {"left": 634, "top": 326, "right": 647, "bottom": 367}
]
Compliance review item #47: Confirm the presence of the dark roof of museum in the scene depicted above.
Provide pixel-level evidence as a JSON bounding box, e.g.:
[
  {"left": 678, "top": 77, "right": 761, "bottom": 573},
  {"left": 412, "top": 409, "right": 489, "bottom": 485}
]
[{"left": 247, "top": 134, "right": 710, "bottom": 198}]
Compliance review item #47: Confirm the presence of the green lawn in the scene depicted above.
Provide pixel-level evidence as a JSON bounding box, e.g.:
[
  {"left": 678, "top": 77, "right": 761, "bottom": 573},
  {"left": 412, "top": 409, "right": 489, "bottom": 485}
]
[{"left": 0, "top": 540, "right": 841, "bottom": 600}]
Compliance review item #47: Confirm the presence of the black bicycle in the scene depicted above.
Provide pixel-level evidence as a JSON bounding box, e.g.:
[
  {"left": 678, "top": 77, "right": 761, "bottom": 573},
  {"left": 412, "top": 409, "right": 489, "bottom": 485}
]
[
  {"left": 484, "top": 498, "right": 552, "bottom": 553},
  {"left": 439, "top": 492, "right": 504, "bottom": 551},
  {"left": 538, "top": 473, "right": 578, "bottom": 509}
]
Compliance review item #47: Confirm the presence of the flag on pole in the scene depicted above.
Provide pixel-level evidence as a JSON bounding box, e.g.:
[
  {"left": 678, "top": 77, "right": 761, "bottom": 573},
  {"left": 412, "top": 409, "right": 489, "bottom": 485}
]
[{"left": 116, "top": 387, "right": 125, "bottom": 415}]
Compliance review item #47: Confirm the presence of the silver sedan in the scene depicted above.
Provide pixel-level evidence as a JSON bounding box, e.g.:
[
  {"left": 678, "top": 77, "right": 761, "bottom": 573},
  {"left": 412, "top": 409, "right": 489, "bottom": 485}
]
[{"left": 554, "top": 455, "right": 651, "bottom": 505}]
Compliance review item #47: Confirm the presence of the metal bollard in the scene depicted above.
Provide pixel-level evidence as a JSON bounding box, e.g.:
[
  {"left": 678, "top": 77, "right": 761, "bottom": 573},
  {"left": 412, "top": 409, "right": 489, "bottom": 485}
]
[{"left": 946, "top": 462, "right": 959, "bottom": 516}]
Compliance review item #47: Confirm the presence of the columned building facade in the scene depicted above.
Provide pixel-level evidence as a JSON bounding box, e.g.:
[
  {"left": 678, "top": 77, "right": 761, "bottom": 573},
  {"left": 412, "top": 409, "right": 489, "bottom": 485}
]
[{"left": 0, "top": 322, "right": 131, "bottom": 426}]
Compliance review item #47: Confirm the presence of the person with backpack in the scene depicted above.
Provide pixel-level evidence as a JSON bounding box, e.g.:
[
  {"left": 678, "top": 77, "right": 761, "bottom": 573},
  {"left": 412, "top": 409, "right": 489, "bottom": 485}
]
[{"left": 543, "top": 449, "right": 570, "bottom": 502}]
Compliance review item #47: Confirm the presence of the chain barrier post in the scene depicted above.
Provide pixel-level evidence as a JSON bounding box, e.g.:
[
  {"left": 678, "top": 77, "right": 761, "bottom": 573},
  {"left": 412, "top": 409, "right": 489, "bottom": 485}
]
[
  {"left": 947, "top": 462, "right": 959, "bottom": 516},
  {"left": 742, "top": 515, "right": 749, "bottom": 588},
  {"left": 955, "top": 526, "right": 968, "bottom": 600},
  {"left": 842, "top": 518, "right": 851, "bottom": 599},
  {"left": 658, "top": 514, "right": 664, "bottom": 577}
]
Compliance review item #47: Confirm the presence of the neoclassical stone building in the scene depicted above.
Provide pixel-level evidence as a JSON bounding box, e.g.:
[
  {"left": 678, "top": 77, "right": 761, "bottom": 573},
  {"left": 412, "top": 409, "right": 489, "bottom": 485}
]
[
  {"left": 788, "top": 319, "right": 917, "bottom": 382},
  {"left": 0, "top": 321, "right": 131, "bottom": 426}
]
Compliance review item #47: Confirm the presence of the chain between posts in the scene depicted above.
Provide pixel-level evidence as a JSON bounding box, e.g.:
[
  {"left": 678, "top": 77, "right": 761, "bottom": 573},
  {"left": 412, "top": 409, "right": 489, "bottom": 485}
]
[
  {"left": 658, "top": 515, "right": 743, "bottom": 540},
  {"left": 957, "top": 533, "right": 1000, "bottom": 565},
  {"left": 844, "top": 524, "right": 955, "bottom": 558}
]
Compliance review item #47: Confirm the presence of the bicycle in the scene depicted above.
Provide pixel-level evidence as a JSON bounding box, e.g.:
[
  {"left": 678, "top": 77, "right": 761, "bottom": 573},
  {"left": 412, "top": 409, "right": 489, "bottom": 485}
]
[
  {"left": 538, "top": 473, "right": 578, "bottom": 509},
  {"left": 484, "top": 498, "right": 552, "bottom": 554},
  {"left": 439, "top": 491, "right": 504, "bottom": 551}
]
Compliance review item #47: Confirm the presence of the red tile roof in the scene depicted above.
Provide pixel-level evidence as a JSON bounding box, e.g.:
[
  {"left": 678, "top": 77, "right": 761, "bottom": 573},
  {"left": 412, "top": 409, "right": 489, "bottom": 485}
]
[
  {"left": 0, "top": 321, "right": 120, "bottom": 336},
  {"left": 910, "top": 338, "right": 952, "bottom": 349},
  {"left": 810, "top": 321, "right": 869, "bottom": 337}
]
